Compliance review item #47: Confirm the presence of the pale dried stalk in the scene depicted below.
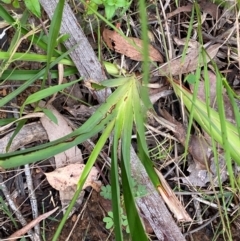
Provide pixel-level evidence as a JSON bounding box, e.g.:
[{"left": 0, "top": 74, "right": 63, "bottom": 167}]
[
  {"left": 11, "top": 101, "right": 41, "bottom": 241},
  {"left": 155, "top": 169, "right": 192, "bottom": 222},
  {"left": 0, "top": 175, "right": 35, "bottom": 241},
  {"left": 25, "top": 164, "right": 40, "bottom": 240},
  {"left": 0, "top": 113, "right": 45, "bottom": 132}
]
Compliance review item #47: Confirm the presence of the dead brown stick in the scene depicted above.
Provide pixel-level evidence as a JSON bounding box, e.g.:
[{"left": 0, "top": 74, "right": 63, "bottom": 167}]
[{"left": 8, "top": 207, "right": 59, "bottom": 241}]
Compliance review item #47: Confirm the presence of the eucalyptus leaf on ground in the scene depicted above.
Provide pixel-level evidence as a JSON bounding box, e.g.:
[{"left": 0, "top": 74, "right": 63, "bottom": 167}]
[{"left": 45, "top": 163, "right": 101, "bottom": 192}]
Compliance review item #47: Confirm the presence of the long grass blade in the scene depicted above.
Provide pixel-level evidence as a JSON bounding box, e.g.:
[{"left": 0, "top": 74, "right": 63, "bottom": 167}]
[
  {"left": 0, "top": 67, "right": 77, "bottom": 81},
  {"left": 131, "top": 78, "right": 161, "bottom": 187},
  {"left": 0, "top": 52, "right": 73, "bottom": 65},
  {"left": 120, "top": 85, "right": 148, "bottom": 240},
  {"left": 0, "top": 47, "right": 75, "bottom": 107},
  {"left": 111, "top": 126, "right": 123, "bottom": 241},
  {"left": 0, "top": 81, "right": 131, "bottom": 167},
  {"left": 121, "top": 161, "right": 148, "bottom": 241},
  {"left": 20, "top": 78, "right": 82, "bottom": 115},
  {"left": 52, "top": 119, "right": 115, "bottom": 241},
  {"left": 172, "top": 81, "right": 240, "bottom": 165},
  {"left": 43, "top": 0, "right": 65, "bottom": 87}
]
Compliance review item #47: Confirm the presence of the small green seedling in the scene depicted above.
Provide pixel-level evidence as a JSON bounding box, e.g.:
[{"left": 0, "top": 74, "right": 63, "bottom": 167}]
[
  {"left": 103, "top": 211, "right": 114, "bottom": 229},
  {"left": 87, "top": 0, "right": 131, "bottom": 19},
  {"left": 0, "top": 196, "right": 18, "bottom": 229},
  {"left": 131, "top": 179, "right": 147, "bottom": 198},
  {"left": 103, "top": 208, "right": 130, "bottom": 233},
  {"left": 101, "top": 179, "right": 147, "bottom": 233},
  {"left": 121, "top": 211, "right": 129, "bottom": 233},
  {"left": 1, "top": 0, "right": 41, "bottom": 17},
  {"left": 184, "top": 73, "right": 197, "bottom": 84},
  {"left": 100, "top": 184, "right": 112, "bottom": 199}
]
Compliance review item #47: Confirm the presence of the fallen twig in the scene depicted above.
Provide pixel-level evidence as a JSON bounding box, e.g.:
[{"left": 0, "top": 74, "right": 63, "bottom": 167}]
[{"left": 8, "top": 207, "right": 59, "bottom": 241}]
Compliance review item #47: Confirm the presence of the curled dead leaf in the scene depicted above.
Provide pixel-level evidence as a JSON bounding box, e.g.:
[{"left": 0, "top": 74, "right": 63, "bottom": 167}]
[
  {"left": 45, "top": 163, "right": 102, "bottom": 192},
  {"left": 199, "top": 0, "right": 221, "bottom": 20},
  {"left": 167, "top": 1, "right": 220, "bottom": 20},
  {"left": 103, "top": 29, "right": 163, "bottom": 62}
]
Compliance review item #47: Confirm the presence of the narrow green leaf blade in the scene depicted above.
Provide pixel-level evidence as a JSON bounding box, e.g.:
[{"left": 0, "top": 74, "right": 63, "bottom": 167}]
[
  {"left": 52, "top": 119, "right": 115, "bottom": 241},
  {"left": 111, "top": 141, "right": 123, "bottom": 241},
  {"left": 42, "top": 108, "right": 58, "bottom": 124},
  {"left": 121, "top": 82, "right": 133, "bottom": 177},
  {"left": 111, "top": 104, "right": 125, "bottom": 241},
  {"left": 0, "top": 47, "right": 74, "bottom": 107},
  {"left": 121, "top": 160, "right": 148, "bottom": 241},
  {"left": 20, "top": 78, "right": 81, "bottom": 114},
  {"left": 46, "top": 0, "right": 65, "bottom": 72},
  {"left": 173, "top": 82, "right": 240, "bottom": 165},
  {"left": 0, "top": 67, "right": 77, "bottom": 81},
  {"left": 0, "top": 82, "right": 130, "bottom": 163}
]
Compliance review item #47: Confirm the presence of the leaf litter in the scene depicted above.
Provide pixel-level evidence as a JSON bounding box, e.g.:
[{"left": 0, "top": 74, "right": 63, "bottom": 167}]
[{"left": 0, "top": 0, "right": 240, "bottom": 240}]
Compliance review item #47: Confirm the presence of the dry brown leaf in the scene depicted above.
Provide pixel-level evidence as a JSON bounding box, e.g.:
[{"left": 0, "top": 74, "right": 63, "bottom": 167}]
[
  {"left": 157, "top": 44, "right": 220, "bottom": 76},
  {"left": 173, "top": 36, "right": 200, "bottom": 49},
  {"left": 40, "top": 103, "right": 83, "bottom": 209},
  {"left": 180, "top": 153, "right": 228, "bottom": 187},
  {"left": 45, "top": 163, "right": 101, "bottom": 192},
  {"left": 158, "top": 108, "right": 209, "bottom": 169},
  {"left": 167, "top": 1, "right": 220, "bottom": 20},
  {"left": 40, "top": 103, "right": 82, "bottom": 167},
  {"left": 102, "top": 29, "right": 163, "bottom": 62},
  {"left": 167, "top": 3, "right": 193, "bottom": 18},
  {"left": 199, "top": 0, "right": 220, "bottom": 20}
]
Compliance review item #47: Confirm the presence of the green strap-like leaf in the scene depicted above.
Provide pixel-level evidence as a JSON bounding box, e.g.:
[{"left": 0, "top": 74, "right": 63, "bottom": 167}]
[
  {"left": 111, "top": 137, "right": 123, "bottom": 241},
  {"left": 121, "top": 81, "right": 134, "bottom": 178},
  {"left": 110, "top": 95, "right": 128, "bottom": 241},
  {"left": 20, "top": 78, "right": 82, "bottom": 115},
  {"left": 120, "top": 81, "right": 148, "bottom": 240},
  {"left": 121, "top": 160, "right": 148, "bottom": 241},
  {"left": 77, "top": 119, "right": 115, "bottom": 190},
  {"left": 173, "top": 82, "right": 240, "bottom": 166},
  {"left": 0, "top": 67, "right": 77, "bottom": 81},
  {"left": 0, "top": 47, "right": 75, "bottom": 108},
  {"left": 52, "top": 119, "right": 115, "bottom": 241},
  {"left": 131, "top": 80, "right": 148, "bottom": 154},
  {"left": 0, "top": 79, "right": 132, "bottom": 167},
  {"left": 0, "top": 52, "right": 74, "bottom": 66},
  {"left": 0, "top": 114, "right": 110, "bottom": 168},
  {"left": 0, "top": 5, "right": 48, "bottom": 51},
  {"left": 46, "top": 0, "right": 64, "bottom": 66}
]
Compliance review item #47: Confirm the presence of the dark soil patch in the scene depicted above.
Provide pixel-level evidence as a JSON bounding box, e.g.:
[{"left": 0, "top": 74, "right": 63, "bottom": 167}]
[{"left": 46, "top": 191, "right": 114, "bottom": 241}]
